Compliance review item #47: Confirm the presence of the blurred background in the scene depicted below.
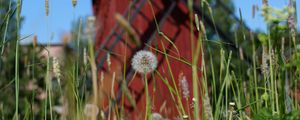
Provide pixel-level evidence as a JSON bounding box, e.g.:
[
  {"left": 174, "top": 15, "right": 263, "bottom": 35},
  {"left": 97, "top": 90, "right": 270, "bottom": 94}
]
[
  {"left": 20, "top": 0, "right": 300, "bottom": 44},
  {"left": 0, "top": 0, "right": 299, "bottom": 119}
]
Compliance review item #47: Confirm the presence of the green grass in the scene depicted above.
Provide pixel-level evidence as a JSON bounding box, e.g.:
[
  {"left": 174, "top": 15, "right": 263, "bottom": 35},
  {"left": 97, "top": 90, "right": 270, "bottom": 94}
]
[
  {"left": 0, "top": 0, "right": 299, "bottom": 120},
  {"left": 13, "top": 0, "right": 21, "bottom": 119}
]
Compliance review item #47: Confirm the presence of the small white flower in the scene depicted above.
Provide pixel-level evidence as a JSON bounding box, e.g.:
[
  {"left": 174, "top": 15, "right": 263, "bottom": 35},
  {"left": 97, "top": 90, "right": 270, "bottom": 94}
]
[
  {"left": 84, "top": 104, "right": 99, "bottom": 117},
  {"left": 192, "top": 98, "right": 196, "bottom": 102},
  {"left": 131, "top": 50, "right": 158, "bottom": 74},
  {"left": 182, "top": 115, "right": 189, "bottom": 119},
  {"left": 152, "top": 113, "right": 163, "bottom": 120},
  {"left": 53, "top": 105, "right": 67, "bottom": 115}
]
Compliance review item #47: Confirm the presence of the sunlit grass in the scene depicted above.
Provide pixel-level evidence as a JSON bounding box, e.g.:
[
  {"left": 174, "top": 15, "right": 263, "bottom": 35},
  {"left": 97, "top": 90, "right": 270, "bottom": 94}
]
[{"left": 0, "top": 0, "right": 299, "bottom": 120}]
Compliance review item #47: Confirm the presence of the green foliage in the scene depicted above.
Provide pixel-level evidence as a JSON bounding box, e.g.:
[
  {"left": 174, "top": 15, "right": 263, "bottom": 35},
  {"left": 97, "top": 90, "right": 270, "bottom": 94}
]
[
  {"left": 253, "top": 108, "right": 300, "bottom": 120},
  {"left": 258, "top": 33, "right": 268, "bottom": 45},
  {"left": 204, "top": 1, "right": 300, "bottom": 120},
  {"left": 0, "top": 0, "right": 17, "bottom": 43}
]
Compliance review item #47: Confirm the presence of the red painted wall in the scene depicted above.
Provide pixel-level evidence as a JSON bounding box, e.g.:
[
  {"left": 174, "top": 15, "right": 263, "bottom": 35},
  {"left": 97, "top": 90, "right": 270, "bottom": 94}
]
[{"left": 93, "top": 0, "right": 202, "bottom": 119}]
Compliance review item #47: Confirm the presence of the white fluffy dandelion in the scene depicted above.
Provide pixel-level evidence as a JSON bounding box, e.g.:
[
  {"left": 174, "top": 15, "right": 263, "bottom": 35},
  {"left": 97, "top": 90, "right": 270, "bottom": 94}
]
[{"left": 131, "top": 50, "right": 158, "bottom": 74}]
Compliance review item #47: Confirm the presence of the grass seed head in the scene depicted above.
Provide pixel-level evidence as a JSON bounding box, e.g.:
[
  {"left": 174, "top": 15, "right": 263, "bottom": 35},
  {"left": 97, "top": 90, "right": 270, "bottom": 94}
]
[
  {"left": 179, "top": 75, "right": 190, "bottom": 98},
  {"left": 52, "top": 57, "right": 61, "bottom": 84},
  {"left": 72, "top": 0, "right": 77, "bottom": 7},
  {"left": 45, "top": 0, "right": 49, "bottom": 16}
]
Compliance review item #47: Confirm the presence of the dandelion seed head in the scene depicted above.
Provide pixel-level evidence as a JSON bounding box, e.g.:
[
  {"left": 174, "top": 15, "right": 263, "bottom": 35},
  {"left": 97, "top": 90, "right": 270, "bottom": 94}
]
[{"left": 131, "top": 50, "right": 157, "bottom": 74}]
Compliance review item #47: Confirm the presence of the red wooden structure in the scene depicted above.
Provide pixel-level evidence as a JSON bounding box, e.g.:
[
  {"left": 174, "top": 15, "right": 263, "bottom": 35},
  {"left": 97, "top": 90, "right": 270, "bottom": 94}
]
[{"left": 92, "top": 0, "right": 202, "bottom": 119}]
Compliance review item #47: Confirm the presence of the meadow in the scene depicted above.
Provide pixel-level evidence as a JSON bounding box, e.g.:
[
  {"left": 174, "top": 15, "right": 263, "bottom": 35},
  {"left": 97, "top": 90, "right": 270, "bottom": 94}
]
[{"left": 0, "top": 0, "right": 299, "bottom": 119}]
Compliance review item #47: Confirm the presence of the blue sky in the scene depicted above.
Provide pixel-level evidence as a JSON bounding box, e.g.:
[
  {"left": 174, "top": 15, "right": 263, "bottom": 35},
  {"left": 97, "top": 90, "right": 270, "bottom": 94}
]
[
  {"left": 233, "top": 0, "right": 300, "bottom": 32},
  {"left": 21, "top": 0, "right": 92, "bottom": 44},
  {"left": 20, "top": 0, "right": 299, "bottom": 43}
]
